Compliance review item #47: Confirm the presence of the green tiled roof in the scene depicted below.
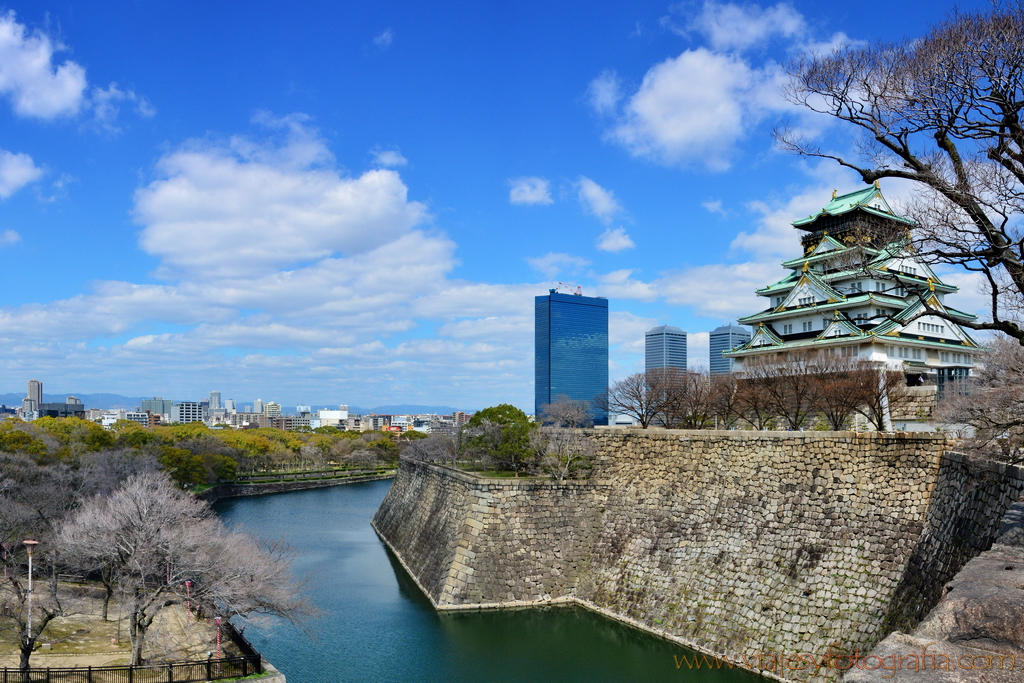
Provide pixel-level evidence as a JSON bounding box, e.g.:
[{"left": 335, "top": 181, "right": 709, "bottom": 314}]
[
  {"left": 792, "top": 185, "right": 914, "bottom": 228},
  {"left": 738, "top": 292, "right": 910, "bottom": 324}
]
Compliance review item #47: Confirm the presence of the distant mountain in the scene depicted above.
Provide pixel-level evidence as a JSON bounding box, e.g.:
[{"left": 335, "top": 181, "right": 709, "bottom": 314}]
[
  {"left": 286, "top": 404, "right": 472, "bottom": 415},
  {"left": 363, "top": 404, "right": 471, "bottom": 415}
]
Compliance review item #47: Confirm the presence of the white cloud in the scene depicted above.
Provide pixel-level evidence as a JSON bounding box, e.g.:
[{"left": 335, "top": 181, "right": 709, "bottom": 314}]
[
  {"left": 592, "top": 1, "right": 846, "bottom": 170},
  {"left": 526, "top": 252, "right": 590, "bottom": 279},
  {"left": 135, "top": 116, "right": 428, "bottom": 278},
  {"left": 0, "top": 229, "right": 19, "bottom": 247},
  {"left": 687, "top": 331, "right": 710, "bottom": 371},
  {"left": 596, "top": 269, "right": 654, "bottom": 301},
  {"left": 91, "top": 83, "right": 154, "bottom": 132},
  {"left": 702, "top": 199, "right": 726, "bottom": 216},
  {"left": 576, "top": 176, "right": 622, "bottom": 223},
  {"left": 596, "top": 227, "right": 635, "bottom": 252},
  {"left": 599, "top": 48, "right": 780, "bottom": 170},
  {"left": 610, "top": 311, "right": 658, "bottom": 348},
  {"left": 374, "top": 28, "right": 394, "bottom": 50},
  {"left": 655, "top": 261, "right": 781, "bottom": 317},
  {"left": 0, "top": 149, "right": 41, "bottom": 198},
  {"left": 0, "top": 11, "right": 86, "bottom": 119},
  {"left": 730, "top": 163, "right": 860, "bottom": 260},
  {"left": 371, "top": 148, "right": 407, "bottom": 167},
  {"left": 587, "top": 70, "right": 622, "bottom": 115},
  {"left": 0, "top": 113, "right": 564, "bottom": 408},
  {"left": 508, "top": 176, "right": 553, "bottom": 205},
  {"left": 689, "top": 1, "right": 806, "bottom": 51}
]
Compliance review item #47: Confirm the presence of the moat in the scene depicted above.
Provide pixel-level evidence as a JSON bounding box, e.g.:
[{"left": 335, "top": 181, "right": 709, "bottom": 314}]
[{"left": 215, "top": 480, "right": 763, "bottom": 683}]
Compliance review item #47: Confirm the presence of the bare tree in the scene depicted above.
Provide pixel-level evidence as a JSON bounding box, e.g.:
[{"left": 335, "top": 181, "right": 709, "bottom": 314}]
[
  {"left": 595, "top": 372, "right": 666, "bottom": 429},
  {"left": 532, "top": 427, "right": 596, "bottom": 481},
  {"left": 741, "top": 354, "right": 822, "bottom": 430},
  {"left": 540, "top": 396, "right": 594, "bottom": 428},
  {"left": 58, "top": 472, "right": 306, "bottom": 665},
  {"left": 813, "top": 354, "right": 871, "bottom": 430},
  {"left": 936, "top": 335, "right": 1024, "bottom": 462},
  {"left": 657, "top": 369, "right": 715, "bottom": 429},
  {"left": 778, "top": 3, "right": 1024, "bottom": 342},
  {"left": 709, "top": 373, "right": 743, "bottom": 429},
  {"left": 0, "top": 536, "right": 64, "bottom": 678},
  {"left": 851, "top": 364, "right": 911, "bottom": 431},
  {"left": 733, "top": 372, "right": 779, "bottom": 430}
]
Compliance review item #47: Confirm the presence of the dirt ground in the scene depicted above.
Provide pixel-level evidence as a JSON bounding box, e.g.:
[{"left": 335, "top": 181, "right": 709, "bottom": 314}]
[{"left": 0, "top": 581, "right": 240, "bottom": 668}]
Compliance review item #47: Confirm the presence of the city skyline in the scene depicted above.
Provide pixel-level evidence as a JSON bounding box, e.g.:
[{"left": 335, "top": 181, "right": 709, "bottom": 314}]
[{"left": 0, "top": 0, "right": 993, "bottom": 409}]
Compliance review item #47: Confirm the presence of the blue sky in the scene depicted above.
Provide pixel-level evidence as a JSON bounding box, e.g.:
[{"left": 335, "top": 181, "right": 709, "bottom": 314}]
[{"left": 0, "top": 0, "right": 995, "bottom": 410}]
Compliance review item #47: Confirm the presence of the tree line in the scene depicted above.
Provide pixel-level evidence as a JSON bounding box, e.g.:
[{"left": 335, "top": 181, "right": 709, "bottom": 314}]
[
  {"left": 599, "top": 355, "right": 911, "bottom": 431},
  {"left": 407, "top": 402, "right": 597, "bottom": 480},
  {"left": 0, "top": 417, "right": 408, "bottom": 489}
]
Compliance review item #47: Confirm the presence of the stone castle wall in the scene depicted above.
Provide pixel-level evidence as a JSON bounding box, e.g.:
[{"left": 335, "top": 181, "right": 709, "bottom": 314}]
[{"left": 372, "top": 431, "right": 1024, "bottom": 682}]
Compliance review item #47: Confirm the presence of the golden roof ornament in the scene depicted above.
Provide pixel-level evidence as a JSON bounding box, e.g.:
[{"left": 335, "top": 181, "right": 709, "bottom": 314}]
[
  {"left": 831, "top": 188, "right": 837, "bottom": 198},
  {"left": 802, "top": 261, "right": 809, "bottom": 272}
]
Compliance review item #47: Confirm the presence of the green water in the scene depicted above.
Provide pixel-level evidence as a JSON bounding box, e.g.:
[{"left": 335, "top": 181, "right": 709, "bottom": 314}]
[{"left": 215, "top": 481, "right": 764, "bottom": 683}]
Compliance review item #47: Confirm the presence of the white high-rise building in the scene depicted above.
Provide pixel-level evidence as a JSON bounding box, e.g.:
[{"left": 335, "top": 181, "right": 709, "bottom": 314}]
[
  {"left": 253, "top": 398, "right": 264, "bottom": 414},
  {"left": 27, "top": 379, "right": 42, "bottom": 406},
  {"left": 209, "top": 391, "right": 222, "bottom": 411},
  {"left": 645, "top": 325, "right": 687, "bottom": 372},
  {"left": 710, "top": 324, "right": 751, "bottom": 374},
  {"left": 172, "top": 402, "right": 203, "bottom": 424},
  {"left": 224, "top": 399, "right": 236, "bottom": 414}
]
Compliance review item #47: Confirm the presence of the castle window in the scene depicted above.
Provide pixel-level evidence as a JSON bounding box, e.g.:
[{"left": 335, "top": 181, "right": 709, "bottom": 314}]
[
  {"left": 802, "top": 321, "right": 812, "bottom": 332},
  {"left": 798, "top": 296, "right": 814, "bottom": 306},
  {"left": 782, "top": 324, "right": 793, "bottom": 335}
]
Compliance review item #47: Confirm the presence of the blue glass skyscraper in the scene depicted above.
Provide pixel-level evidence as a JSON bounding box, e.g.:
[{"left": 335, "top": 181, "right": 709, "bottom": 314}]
[{"left": 535, "top": 291, "right": 609, "bottom": 425}]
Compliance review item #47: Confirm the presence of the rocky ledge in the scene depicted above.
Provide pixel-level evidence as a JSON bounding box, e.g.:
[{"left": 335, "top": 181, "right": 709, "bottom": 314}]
[{"left": 844, "top": 501, "right": 1024, "bottom": 682}]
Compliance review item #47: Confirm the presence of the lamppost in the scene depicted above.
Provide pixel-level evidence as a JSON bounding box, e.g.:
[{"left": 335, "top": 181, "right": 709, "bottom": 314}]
[{"left": 22, "top": 540, "right": 38, "bottom": 640}]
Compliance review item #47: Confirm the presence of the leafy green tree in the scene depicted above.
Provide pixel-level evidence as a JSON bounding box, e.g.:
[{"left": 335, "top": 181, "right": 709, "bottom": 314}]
[
  {"left": 203, "top": 453, "right": 238, "bottom": 481},
  {"left": 466, "top": 404, "right": 536, "bottom": 474},
  {"left": 157, "top": 446, "right": 206, "bottom": 488},
  {"left": 0, "top": 421, "right": 47, "bottom": 456}
]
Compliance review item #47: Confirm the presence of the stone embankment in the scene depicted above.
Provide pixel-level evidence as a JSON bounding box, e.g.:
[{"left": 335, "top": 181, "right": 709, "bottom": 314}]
[
  {"left": 199, "top": 472, "right": 394, "bottom": 502},
  {"left": 372, "top": 431, "right": 1024, "bottom": 683},
  {"left": 844, "top": 497, "right": 1024, "bottom": 682}
]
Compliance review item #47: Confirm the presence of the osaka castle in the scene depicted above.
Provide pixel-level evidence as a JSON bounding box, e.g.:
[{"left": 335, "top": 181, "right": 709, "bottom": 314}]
[{"left": 723, "top": 185, "right": 980, "bottom": 389}]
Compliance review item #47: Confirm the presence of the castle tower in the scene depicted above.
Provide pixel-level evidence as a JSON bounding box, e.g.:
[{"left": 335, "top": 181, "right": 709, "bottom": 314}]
[{"left": 723, "top": 186, "right": 980, "bottom": 389}]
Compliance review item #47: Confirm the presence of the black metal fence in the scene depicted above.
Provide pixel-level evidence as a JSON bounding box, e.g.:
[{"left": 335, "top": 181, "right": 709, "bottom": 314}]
[
  {"left": 2, "top": 622, "right": 264, "bottom": 683},
  {"left": 0, "top": 655, "right": 261, "bottom": 683}
]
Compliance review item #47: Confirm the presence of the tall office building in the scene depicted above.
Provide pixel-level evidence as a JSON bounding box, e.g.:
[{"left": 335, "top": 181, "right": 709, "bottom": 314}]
[
  {"left": 172, "top": 402, "right": 203, "bottom": 424},
  {"left": 535, "top": 290, "right": 609, "bottom": 425},
  {"left": 710, "top": 324, "right": 751, "bottom": 374},
  {"left": 224, "top": 398, "right": 236, "bottom": 414},
  {"left": 209, "top": 391, "right": 222, "bottom": 411},
  {"left": 645, "top": 326, "right": 687, "bottom": 372},
  {"left": 141, "top": 397, "right": 174, "bottom": 416},
  {"left": 253, "top": 398, "right": 264, "bottom": 414},
  {"left": 27, "top": 379, "right": 42, "bottom": 406}
]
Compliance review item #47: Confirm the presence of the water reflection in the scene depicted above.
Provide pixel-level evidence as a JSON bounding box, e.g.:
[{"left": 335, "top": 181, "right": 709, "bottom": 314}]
[{"left": 216, "top": 480, "right": 763, "bottom": 683}]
